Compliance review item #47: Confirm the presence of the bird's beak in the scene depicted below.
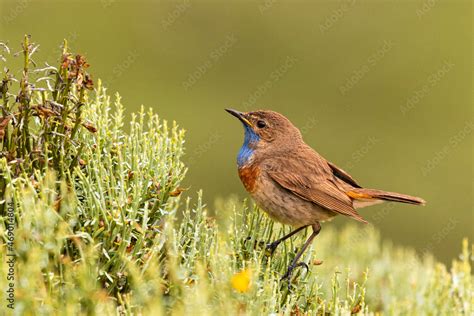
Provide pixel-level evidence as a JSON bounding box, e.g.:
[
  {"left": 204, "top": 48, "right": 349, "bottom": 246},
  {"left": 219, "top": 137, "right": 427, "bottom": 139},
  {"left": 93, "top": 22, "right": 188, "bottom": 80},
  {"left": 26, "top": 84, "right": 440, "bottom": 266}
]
[{"left": 225, "top": 108, "right": 253, "bottom": 128}]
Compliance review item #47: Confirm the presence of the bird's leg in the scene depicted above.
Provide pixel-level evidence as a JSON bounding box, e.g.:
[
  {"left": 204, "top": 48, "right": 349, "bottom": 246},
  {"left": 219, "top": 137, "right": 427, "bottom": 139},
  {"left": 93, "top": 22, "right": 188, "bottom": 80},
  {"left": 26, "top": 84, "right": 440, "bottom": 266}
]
[
  {"left": 281, "top": 222, "right": 321, "bottom": 289},
  {"left": 266, "top": 225, "right": 308, "bottom": 255}
]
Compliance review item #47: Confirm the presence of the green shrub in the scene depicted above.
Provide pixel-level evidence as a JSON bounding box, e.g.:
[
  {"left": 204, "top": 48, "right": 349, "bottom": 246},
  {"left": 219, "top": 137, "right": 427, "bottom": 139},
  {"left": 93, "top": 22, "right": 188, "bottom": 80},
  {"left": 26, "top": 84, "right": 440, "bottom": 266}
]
[{"left": 0, "top": 37, "right": 472, "bottom": 315}]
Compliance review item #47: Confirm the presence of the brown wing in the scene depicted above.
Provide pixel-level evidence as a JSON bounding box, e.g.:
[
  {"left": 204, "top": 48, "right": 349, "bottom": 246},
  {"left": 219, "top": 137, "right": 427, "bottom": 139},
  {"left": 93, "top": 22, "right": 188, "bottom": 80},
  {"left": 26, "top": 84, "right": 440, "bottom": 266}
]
[{"left": 264, "top": 146, "right": 367, "bottom": 223}]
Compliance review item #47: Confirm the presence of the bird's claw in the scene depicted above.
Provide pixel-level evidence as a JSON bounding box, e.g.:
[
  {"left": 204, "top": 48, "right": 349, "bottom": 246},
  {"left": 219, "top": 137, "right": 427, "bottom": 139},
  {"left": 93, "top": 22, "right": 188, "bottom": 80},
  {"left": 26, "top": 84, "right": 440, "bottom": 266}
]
[
  {"left": 244, "top": 237, "right": 267, "bottom": 251},
  {"left": 280, "top": 261, "right": 310, "bottom": 290},
  {"left": 295, "top": 261, "right": 309, "bottom": 272},
  {"left": 265, "top": 241, "right": 280, "bottom": 256}
]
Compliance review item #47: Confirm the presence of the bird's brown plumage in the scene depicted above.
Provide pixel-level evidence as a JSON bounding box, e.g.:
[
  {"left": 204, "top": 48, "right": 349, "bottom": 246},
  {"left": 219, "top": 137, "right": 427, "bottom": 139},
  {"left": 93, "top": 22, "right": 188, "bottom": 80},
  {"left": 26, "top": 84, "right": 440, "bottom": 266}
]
[
  {"left": 227, "top": 108, "right": 426, "bottom": 284},
  {"left": 263, "top": 144, "right": 367, "bottom": 223},
  {"left": 227, "top": 109, "right": 426, "bottom": 226}
]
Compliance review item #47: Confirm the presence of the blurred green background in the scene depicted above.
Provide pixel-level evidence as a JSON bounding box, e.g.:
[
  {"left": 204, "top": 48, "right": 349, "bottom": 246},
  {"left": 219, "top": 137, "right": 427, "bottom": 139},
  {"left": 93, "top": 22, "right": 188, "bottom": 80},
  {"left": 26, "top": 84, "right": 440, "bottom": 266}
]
[{"left": 1, "top": 0, "right": 472, "bottom": 263}]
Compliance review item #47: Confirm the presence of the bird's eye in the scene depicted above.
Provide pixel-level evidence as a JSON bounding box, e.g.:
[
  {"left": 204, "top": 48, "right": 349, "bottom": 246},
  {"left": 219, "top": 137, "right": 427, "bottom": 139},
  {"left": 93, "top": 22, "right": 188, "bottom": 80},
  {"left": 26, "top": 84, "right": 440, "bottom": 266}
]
[{"left": 256, "top": 120, "right": 266, "bottom": 128}]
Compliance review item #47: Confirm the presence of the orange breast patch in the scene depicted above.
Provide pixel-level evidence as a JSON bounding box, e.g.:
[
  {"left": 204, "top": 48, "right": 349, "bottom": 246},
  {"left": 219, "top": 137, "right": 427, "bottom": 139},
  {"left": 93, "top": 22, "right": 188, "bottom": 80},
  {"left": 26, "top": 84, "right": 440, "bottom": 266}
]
[{"left": 238, "top": 164, "right": 260, "bottom": 193}]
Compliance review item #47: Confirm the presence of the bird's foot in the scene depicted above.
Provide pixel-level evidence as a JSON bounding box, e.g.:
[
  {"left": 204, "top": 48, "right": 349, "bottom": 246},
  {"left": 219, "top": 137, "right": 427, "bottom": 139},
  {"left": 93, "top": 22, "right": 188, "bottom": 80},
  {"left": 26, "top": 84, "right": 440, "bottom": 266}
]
[
  {"left": 244, "top": 236, "right": 266, "bottom": 250},
  {"left": 265, "top": 241, "right": 280, "bottom": 256},
  {"left": 280, "top": 261, "right": 310, "bottom": 290}
]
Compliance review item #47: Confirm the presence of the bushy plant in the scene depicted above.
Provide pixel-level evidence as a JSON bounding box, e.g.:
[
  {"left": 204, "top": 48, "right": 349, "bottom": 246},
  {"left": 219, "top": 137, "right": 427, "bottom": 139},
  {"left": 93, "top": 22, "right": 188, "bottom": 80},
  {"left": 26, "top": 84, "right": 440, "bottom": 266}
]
[{"left": 0, "top": 37, "right": 472, "bottom": 315}]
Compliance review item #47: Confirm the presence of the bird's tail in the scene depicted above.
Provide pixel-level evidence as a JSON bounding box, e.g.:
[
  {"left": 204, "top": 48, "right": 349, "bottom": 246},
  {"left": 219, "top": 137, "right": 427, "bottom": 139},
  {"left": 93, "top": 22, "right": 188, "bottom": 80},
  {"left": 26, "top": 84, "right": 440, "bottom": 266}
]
[{"left": 347, "top": 188, "right": 426, "bottom": 206}]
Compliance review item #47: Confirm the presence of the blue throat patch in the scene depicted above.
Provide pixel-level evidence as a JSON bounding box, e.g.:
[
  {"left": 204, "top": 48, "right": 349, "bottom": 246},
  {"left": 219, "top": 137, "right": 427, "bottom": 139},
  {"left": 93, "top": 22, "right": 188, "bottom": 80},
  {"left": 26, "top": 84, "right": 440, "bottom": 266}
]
[{"left": 237, "top": 124, "right": 259, "bottom": 167}]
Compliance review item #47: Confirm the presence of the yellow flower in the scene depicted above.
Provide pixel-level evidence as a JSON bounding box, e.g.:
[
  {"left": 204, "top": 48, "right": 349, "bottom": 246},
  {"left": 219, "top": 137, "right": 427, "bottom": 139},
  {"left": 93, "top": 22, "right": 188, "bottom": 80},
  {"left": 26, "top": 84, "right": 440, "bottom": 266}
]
[{"left": 231, "top": 269, "right": 251, "bottom": 293}]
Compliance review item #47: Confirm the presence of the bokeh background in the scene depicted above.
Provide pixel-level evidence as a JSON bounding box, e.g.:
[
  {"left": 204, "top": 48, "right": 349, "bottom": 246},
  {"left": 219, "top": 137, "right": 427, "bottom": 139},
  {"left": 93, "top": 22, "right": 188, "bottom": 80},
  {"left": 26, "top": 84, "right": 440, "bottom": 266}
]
[{"left": 1, "top": 0, "right": 472, "bottom": 263}]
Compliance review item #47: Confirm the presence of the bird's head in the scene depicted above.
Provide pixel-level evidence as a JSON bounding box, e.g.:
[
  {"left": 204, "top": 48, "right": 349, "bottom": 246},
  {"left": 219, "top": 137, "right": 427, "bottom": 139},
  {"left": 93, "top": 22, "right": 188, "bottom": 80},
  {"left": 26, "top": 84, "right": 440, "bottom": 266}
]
[{"left": 226, "top": 109, "right": 302, "bottom": 165}]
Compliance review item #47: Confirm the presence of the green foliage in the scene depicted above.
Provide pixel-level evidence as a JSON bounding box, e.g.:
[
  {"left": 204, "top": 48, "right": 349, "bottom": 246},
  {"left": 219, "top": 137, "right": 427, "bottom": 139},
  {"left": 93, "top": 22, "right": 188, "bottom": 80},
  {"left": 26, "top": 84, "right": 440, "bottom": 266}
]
[
  {"left": 0, "top": 35, "right": 97, "bottom": 217},
  {"left": 0, "top": 38, "right": 472, "bottom": 315},
  {"left": 0, "top": 176, "right": 472, "bottom": 315}
]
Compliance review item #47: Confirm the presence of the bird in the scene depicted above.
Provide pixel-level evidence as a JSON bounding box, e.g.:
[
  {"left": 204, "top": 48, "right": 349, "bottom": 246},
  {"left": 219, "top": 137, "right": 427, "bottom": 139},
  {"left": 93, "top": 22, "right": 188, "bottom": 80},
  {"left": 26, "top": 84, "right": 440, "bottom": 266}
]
[{"left": 225, "top": 108, "right": 425, "bottom": 286}]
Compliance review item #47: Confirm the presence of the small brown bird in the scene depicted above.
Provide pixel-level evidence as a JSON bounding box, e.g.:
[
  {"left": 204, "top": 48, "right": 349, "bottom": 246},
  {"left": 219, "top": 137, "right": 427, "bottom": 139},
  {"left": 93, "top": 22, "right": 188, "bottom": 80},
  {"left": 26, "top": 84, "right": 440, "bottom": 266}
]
[{"left": 226, "top": 109, "right": 425, "bottom": 286}]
